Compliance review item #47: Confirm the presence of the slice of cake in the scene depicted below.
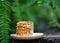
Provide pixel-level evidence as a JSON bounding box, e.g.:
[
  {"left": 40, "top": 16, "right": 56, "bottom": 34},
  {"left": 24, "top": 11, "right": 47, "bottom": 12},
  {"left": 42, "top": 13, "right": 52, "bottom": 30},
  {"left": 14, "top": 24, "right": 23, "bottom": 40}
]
[{"left": 16, "top": 21, "right": 34, "bottom": 36}]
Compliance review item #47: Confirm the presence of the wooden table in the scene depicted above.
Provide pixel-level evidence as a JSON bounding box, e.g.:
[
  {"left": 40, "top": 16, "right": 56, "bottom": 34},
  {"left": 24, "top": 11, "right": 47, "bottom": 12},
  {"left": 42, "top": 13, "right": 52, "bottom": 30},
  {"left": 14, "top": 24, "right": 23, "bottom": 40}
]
[
  {"left": 42, "top": 35, "right": 60, "bottom": 43},
  {"left": 10, "top": 33, "right": 44, "bottom": 43}
]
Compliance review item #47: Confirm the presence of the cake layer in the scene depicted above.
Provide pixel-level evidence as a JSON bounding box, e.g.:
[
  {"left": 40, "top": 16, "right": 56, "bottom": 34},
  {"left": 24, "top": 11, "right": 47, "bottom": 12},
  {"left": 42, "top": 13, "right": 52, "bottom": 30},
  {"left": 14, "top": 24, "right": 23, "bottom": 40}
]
[{"left": 16, "top": 21, "right": 34, "bottom": 36}]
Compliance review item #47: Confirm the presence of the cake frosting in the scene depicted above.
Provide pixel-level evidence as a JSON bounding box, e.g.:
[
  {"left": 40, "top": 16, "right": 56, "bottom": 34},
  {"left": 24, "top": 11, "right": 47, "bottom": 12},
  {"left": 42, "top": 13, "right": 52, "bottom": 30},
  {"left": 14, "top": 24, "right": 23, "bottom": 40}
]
[{"left": 16, "top": 21, "right": 34, "bottom": 36}]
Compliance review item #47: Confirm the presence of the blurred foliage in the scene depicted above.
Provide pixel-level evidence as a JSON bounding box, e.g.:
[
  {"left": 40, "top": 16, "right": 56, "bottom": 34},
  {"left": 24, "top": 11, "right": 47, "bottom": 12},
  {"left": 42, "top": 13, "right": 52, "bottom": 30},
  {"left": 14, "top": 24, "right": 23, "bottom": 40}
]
[{"left": 0, "top": 0, "right": 60, "bottom": 43}]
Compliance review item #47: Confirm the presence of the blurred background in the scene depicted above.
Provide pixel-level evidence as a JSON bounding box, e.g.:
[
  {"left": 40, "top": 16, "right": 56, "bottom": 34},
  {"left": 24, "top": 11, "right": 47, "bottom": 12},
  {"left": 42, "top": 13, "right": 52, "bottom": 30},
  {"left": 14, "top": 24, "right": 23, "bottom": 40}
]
[{"left": 0, "top": 0, "right": 60, "bottom": 43}]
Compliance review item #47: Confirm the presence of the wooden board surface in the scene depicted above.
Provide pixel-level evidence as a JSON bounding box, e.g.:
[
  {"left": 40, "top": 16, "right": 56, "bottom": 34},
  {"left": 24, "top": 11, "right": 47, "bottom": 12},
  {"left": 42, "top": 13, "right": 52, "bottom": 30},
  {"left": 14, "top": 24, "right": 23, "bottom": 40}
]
[{"left": 43, "top": 35, "right": 60, "bottom": 38}]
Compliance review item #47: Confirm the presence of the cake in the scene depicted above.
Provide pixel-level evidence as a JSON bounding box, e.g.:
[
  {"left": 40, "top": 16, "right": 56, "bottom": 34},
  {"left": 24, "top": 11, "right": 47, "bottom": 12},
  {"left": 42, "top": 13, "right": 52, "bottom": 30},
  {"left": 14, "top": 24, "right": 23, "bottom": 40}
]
[{"left": 16, "top": 21, "right": 34, "bottom": 36}]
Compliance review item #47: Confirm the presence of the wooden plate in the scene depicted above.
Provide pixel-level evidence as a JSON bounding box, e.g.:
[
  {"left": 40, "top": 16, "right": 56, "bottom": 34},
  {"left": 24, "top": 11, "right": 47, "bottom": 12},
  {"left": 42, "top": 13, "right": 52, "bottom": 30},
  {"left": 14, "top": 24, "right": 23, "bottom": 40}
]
[{"left": 10, "top": 33, "right": 44, "bottom": 40}]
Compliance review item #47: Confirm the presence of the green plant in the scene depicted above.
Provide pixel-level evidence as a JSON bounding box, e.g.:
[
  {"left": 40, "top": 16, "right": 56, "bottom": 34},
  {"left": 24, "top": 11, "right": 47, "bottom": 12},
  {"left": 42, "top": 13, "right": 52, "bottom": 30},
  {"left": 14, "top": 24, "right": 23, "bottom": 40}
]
[{"left": 0, "top": 0, "right": 11, "bottom": 43}]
